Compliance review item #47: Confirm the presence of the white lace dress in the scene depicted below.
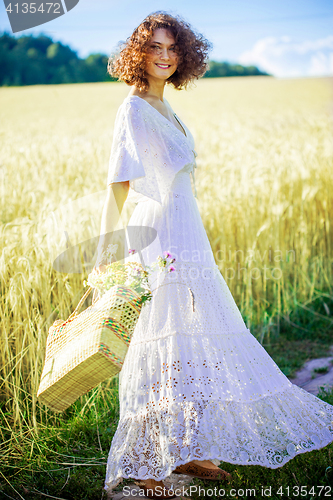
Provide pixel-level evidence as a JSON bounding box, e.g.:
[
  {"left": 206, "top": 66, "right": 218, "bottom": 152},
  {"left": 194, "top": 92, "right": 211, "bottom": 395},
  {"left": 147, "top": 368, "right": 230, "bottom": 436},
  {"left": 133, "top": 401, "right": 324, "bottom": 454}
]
[{"left": 104, "top": 95, "right": 333, "bottom": 492}]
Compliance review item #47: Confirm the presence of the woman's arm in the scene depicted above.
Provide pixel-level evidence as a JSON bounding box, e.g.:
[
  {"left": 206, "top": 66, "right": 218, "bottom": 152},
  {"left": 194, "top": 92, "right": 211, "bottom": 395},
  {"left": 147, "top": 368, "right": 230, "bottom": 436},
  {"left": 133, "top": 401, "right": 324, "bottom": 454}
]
[{"left": 93, "top": 180, "right": 130, "bottom": 273}]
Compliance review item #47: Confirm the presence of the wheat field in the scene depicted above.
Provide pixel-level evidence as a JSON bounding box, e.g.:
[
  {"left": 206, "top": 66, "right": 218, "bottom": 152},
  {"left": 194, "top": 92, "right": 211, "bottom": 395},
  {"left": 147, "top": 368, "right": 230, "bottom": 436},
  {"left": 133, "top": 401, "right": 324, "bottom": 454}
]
[{"left": 0, "top": 76, "right": 333, "bottom": 463}]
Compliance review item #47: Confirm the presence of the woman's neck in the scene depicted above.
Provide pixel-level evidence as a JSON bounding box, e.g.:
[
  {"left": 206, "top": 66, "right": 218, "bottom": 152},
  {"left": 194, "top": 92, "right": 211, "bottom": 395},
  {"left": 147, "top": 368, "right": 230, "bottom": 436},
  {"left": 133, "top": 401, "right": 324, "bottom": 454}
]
[{"left": 129, "top": 77, "right": 166, "bottom": 102}]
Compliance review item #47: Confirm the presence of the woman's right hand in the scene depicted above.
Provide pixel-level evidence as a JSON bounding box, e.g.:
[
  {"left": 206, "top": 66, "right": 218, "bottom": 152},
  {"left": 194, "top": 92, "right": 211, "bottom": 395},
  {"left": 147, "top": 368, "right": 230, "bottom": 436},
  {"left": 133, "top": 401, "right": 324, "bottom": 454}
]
[
  {"left": 90, "top": 262, "right": 107, "bottom": 304},
  {"left": 92, "top": 262, "right": 107, "bottom": 275},
  {"left": 90, "top": 258, "right": 117, "bottom": 304}
]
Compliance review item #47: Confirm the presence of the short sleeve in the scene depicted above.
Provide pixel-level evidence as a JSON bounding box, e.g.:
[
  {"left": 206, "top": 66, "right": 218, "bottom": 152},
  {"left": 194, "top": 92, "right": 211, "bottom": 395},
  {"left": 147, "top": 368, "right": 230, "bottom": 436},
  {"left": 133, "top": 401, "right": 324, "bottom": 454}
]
[{"left": 107, "top": 102, "right": 146, "bottom": 186}]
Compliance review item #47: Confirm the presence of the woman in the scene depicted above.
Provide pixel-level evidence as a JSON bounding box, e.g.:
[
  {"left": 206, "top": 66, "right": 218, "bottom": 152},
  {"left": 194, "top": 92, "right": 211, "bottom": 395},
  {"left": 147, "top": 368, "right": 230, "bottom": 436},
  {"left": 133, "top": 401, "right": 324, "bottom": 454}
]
[{"left": 94, "top": 11, "right": 333, "bottom": 499}]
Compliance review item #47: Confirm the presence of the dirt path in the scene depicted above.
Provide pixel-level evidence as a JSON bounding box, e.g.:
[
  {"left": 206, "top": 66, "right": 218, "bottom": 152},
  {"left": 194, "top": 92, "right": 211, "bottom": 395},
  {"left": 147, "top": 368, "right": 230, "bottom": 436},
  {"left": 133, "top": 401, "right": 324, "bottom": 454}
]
[{"left": 288, "top": 345, "right": 333, "bottom": 395}]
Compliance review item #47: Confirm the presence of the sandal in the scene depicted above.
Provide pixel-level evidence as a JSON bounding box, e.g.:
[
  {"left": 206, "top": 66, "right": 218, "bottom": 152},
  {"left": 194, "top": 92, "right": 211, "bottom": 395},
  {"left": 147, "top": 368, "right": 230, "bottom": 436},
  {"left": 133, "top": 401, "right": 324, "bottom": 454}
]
[
  {"left": 134, "top": 479, "right": 177, "bottom": 499},
  {"left": 172, "top": 462, "right": 232, "bottom": 481}
]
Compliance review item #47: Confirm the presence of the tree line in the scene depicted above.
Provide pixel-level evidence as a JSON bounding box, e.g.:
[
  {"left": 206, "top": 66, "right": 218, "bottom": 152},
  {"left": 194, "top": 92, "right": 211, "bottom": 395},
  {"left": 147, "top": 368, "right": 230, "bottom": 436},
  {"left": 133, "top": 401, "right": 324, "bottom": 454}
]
[{"left": 0, "top": 32, "right": 271, "bottom": 86}]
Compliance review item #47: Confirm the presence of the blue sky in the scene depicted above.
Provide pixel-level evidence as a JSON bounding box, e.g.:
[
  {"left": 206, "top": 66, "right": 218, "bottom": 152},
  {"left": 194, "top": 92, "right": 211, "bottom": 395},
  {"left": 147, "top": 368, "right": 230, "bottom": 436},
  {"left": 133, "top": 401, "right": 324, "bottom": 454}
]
[{"left": 1, "top": 0, "right": 332, "bottom": 77}]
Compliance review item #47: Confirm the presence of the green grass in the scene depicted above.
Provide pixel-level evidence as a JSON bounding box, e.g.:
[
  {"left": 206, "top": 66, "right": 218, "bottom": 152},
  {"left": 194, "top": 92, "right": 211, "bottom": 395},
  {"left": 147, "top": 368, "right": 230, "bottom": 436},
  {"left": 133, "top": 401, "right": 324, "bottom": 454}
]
[{"left": 0, "top": 378, "right": 120, "bottom": 500}]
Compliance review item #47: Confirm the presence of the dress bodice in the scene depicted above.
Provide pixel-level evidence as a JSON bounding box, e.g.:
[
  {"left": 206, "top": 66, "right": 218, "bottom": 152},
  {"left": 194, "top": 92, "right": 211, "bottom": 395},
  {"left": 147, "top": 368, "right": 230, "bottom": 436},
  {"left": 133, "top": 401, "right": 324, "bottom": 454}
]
[
  {"left": 136, "top": 165, "right": 195, "bottom": 204},
  {"left": 169, "top": 164, "right": 195, "bottom": 199},
  {"left": 107, "top": 95, "right": 198, "bottom": 205}
]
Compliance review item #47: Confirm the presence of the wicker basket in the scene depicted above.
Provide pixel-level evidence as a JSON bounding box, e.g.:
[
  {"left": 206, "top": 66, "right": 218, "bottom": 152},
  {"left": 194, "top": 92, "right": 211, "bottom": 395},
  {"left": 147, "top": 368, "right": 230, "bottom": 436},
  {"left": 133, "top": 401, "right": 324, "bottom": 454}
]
[{"left": 37, "top": 285, "right": 142, "bottom": 412}]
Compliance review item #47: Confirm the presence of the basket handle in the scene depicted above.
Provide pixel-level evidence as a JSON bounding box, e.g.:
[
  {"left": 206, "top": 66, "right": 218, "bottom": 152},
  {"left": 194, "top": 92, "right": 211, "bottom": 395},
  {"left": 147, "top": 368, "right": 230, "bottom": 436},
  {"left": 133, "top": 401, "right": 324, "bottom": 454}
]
[
  {"left": 151, "top": 282, "right": 195, "bottom": 312},
  {"left": 67, "top": 286, "right": 94, "bottom": 321}
]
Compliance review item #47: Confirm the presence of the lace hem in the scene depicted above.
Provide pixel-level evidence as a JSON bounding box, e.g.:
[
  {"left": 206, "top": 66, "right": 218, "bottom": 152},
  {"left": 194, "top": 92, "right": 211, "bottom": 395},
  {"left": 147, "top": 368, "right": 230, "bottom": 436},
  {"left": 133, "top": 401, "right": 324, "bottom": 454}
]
[{"left": 104, "top": 384, "right": 333, "bottom": 490}]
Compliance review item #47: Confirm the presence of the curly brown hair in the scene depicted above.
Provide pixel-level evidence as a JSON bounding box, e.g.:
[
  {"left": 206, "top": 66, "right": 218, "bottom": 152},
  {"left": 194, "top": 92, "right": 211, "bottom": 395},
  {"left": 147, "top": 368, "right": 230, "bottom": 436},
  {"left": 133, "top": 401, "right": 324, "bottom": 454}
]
[{"left": 108, "top": 11, "right": 212, "bottom": 92}]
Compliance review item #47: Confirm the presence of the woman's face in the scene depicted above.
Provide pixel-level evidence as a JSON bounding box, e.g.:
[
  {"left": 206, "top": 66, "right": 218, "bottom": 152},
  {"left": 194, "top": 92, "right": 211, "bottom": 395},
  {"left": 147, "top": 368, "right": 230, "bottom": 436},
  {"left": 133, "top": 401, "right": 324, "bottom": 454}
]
[{"left": 144, "top": 28, "right": 179, "bottom": 82}]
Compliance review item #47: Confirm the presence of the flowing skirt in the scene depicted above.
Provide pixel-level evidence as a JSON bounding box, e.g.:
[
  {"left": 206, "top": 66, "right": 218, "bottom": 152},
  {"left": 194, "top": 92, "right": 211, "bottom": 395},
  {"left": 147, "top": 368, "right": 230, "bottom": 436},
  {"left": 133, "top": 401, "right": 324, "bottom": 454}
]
[{"left": 104, "top": 171, "right": 333, "bottom": 492}]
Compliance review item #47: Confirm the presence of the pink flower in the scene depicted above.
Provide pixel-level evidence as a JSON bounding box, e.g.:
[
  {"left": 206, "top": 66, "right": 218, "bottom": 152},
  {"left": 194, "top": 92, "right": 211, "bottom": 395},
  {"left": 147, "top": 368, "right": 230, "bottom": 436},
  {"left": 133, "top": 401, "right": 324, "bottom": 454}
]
[
  {"left": 163, "top": 251, "right": 172, "bottom": 259},
  {"left": 168, "top": 266, "right": 175, "bottom": 272},
  {"left": 129, "top": 249, "right": 136, "bottom": 255}
]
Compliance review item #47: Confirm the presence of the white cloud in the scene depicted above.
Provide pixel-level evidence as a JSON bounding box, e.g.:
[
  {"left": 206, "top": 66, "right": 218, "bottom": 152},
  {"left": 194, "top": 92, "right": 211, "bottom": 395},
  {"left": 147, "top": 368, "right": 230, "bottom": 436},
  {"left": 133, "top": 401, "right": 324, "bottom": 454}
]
[{"left": 238, "top": 35, "right": 333, "bottom": 78}]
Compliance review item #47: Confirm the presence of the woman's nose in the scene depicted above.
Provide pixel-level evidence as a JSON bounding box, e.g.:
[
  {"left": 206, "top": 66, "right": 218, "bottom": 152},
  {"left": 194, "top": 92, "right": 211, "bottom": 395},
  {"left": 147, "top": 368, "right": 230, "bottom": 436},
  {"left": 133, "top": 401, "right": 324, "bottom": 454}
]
[{"left": 160, "top": 48, "right": 169, "bottom": 59}]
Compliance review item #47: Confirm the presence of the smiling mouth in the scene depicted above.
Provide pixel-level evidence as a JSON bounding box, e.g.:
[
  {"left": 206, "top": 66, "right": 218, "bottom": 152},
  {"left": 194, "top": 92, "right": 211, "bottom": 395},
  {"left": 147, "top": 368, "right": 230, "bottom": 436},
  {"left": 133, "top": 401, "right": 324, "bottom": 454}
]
[{"left": 155, "top": 64, "right": 171, "bottom": 69}]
